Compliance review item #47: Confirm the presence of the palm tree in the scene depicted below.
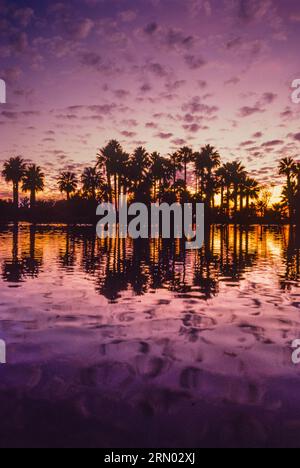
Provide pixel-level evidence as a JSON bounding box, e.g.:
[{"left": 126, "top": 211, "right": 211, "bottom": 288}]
[
  {"left": 243, "top": 177, "right": 260, "bottom": 213},
  {"left": 97, "top": 140, "right": 127, "bottom": 208},
  {"left": 150, "top": 153, "right": 173, "bottom": 202},
  {"left": 226, "top": 161, "right": 246, "bottom": 216},
  {"left": 128, "top": 147, "right": 152, "bottom": 202},
  {"left": 272, "top": 203, "right": 284, "bottom": 222},
  {"left": 293, "top": 162, "right": 300, "bottom": 223},
  {"left": 169, "top": 152, "right": 183, "bottom": 192},
  {"left": 2, "top": 156, "right": 26, "bottom": 208},
  {"left": 199, "top": 145, "right": 221, "bottom": 208},
  {"left": 279, "top": 157, "right": 296, "bottom": 220},
  {"left": 22, "top": 164, "right": 45, "bottom": 209},
  {"left": 150, "top": 152, "right": 164, "bottom": 201},
  {"left": 216, "top": 166, "right": 229, "bottom": 214},
  {"left": 81, "top": 167, "right": 104, "bottom": 201},
  {"left": 178, "top": 146, "right": 193, "bottom": 188},
  {"left": 194, "top": 151, "right": 206, "bottom": 200},
  {"left": 58, "top": 171, "right": 78, "bottom": 201}
]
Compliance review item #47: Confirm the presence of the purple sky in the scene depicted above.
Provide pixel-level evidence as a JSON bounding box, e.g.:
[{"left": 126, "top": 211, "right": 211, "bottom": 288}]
[{"left": 1, "top": 0, "right": 300, "bottom": 200}]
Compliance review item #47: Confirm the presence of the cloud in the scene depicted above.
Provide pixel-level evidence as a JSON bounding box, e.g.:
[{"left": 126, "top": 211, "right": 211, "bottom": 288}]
[
  {"left": 183, "top": 123, "right": 203, "bottom": 133},
  {"left": 140, "top": 83, "right": 152, "bottom": 93},
  {"left": 121, "top": 131, "right": 137, "bottom": 138},
  {"left": 114, "top": 89, "right": 130, "bottom": 99},
  {"left": 184, "top": 55, "right": 206, "bottom": 70},
  {"left": 145, "top": 122, "right": 158, "bottom": 129},
  {"left": 119, "top": 10, "right": 137, "bottom": 23},
  {"left": 239, "top": 106, "right": 264, "bottom": 117},
  {"left": 182, "top": 96, "right": 218, "bottom": 116},
  {"left": 188, "top": 0, "right": 212, "bottom": 16},
  {"left": 145, "top": 62, "right": 168, "bottom": 77},
  {"left": 261, "top": 140, "right": 284, "bottom": 148},
  {"left": 171, "top": 138, "right": 187, "bottom": 146},
  {"left": 69, "top": 18, "right": 94, "bottom": 40},
  {"left": 143, "top": 22, "right": 158, "bottom": 35},
  {"left": 142, "top": 23, "right": 195, "bottom": 50},
  {"left": 289, "top": 133, "right": 300, "bottom": 142},
  {"left": 156, "top": 132, "right": 173, "bottom": 139},
  {"left": 225, "top": 77, "right": 240, "bottom": 85},
  {"left": 80, "top": 51, "right": 102, "bottom": 68},
  {"left": 239, "top": 91, "right": 277, "bottom": 117},
  {"left": 261, "top": 92, "right": 277, "bottom": 105},
  {"left": 122, "top": 119, "right": 138, "bottom": 127}
]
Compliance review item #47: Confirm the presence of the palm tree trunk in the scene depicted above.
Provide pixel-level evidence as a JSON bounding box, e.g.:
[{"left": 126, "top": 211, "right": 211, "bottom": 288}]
[
  {"left": 114, "top": 174, "right": 118, "bottom": 211},
  {"left": 287, "top": 176, "right": 293, "bottom": 220},
  {"left": 13, "top": 182, "right": 19, "bottom": 209},
  {"left": 200, "top": 171, "right": 204, "bottom": 200},
  {"left": 226, "top": 186, "right": 230, "bottom": 218},
  {"left": 234, "top": 185, "right": 238, "bottom": 216},
  {"left": 106, "top": 169, "right": 112, "bottom": 203},
  {"left": 30, "top": 190, "right": 36, "bottom": 210},
  {"left": 220, "top": 185, "right": 224, "bottom": 213}
]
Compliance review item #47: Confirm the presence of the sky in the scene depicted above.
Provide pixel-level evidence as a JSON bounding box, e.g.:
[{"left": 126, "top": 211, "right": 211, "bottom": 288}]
[{"left": 0, "top": 0, "right": 300, "bottom": 200}]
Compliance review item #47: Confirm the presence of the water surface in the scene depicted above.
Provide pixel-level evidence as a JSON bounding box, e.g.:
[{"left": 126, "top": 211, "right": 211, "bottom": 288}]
[{"left": 0, "top": 223, "right": 300, "bottom": 448}]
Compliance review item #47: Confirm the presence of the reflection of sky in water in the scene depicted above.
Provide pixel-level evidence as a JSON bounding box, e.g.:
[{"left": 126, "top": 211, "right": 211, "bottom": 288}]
[{"left": 0, "top": 224, "right": 300, "bottom": 447}]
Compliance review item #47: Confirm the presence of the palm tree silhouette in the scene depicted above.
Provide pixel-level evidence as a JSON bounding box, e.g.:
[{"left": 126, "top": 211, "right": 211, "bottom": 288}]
[
  {"left": 243, "top": 177, "right": 260, "bottom": 213},
  {"left": 2, "top": 156, "right": 26, "bottom": 209},
  {"left": 169, "top": 152, "right": 183, "bottom": 192},
  {"left": 216, "top": 166, "right": 229, "bottom": 214},
  {"left": 129, "top": 147, "right": 152, "bottom": 202},
  {"left": 199, "top": 145, "right": 221, "bottom": 208},
  {"left": 294, "top": 162, "right": 300, "bottom": 223},
  {"left": 279, "top": 157, "right": 296, "bottom": 220},
  {"left": 22, "top": 164, "right": 45, "bottom": 209},
  {"left": 81, "top": 167, "right": 104, "bottom": 201},
  {"left": 58, "top": 171, "right": 78, "bottom": 201},
  {"left": 178, "top": 146, "right": 193, "bottom": 188},
  {"left": 194, "top": 151, "right": 206, "bottom": 200},
  {"left": 150, "top": 152, "right": 173, "bottom": 202},
  {"left": 97, "top": 140, "right": 127, "bottom": 208},
  {"left": 226, "top": 161, "right": 246, "bottom": 216}
]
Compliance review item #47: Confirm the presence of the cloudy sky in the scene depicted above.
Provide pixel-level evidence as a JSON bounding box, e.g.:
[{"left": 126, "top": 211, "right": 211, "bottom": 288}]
[{"left": 0, "top": 0, "right": 300, "bottom": 199}]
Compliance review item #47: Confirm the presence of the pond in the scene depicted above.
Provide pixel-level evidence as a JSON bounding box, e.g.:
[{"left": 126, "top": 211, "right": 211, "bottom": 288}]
[{"left": 0, "top": 223, "right": 300, "bottom": 447}]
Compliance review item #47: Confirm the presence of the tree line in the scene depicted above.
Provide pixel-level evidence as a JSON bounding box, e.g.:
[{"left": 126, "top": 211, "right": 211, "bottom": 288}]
[{"left": 0, "top": 140, "right": 299, "bottom": 223}]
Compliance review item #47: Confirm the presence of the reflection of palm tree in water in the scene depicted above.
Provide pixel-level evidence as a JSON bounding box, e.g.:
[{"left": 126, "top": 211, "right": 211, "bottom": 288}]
[
  {"left": 59, "top": 226, "right": 76, "bottom": 269},
  {"left": 2, "top": 223, "right": 25, "bottom": 283},
  {"left": 81, "top": 226, "right": 259, "bottom": 301},
  {"left": 217, "top": 226, "right": 258, "bottom": 284},
  {"left": 96, "top": 236, "right": 130, "bottom": 302},
  {"left": 2, "top": 223, "right": 43, "bottom": 282},
  {"left": 193, "top": 226, "right": 218, "bottom": 300},
  {"left": 23, "top": 225, "right": 43, "bottom": 277},
  {"left": 281, "top": 225, "right": 300, "bottom": 290}
]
